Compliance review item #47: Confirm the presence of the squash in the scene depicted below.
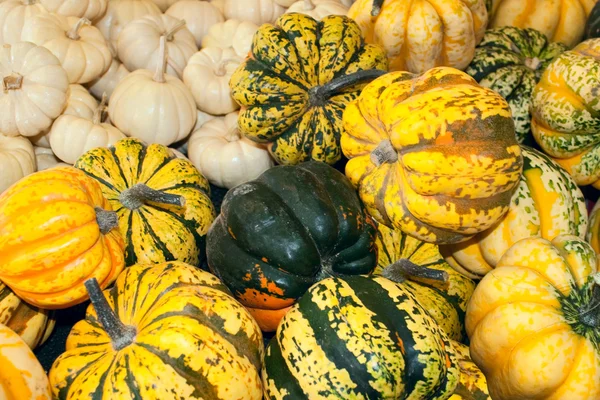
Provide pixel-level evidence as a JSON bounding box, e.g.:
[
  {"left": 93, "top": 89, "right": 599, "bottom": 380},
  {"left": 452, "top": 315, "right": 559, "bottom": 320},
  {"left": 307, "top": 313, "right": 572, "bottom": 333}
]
[
  {"left": 201, "top": 18, "right": 258, "bottom": 58},
  {"left": 223, "top": 0, "right": 285, "bottom": 25},
  {"left": 586, "top": 200, "right": 600, "bottom": 254},
  {"left": 34, "top": 146, "right": 68, "bottom": 170},
  {"left": 166, "top": 0, "right": 224, "bottom": 48},
  {"left": 585, "top": 0, "right": 600, "bottom": 39},
  {"left": 531, "top": 38, "right": 600, "bottom": 188},
  {"left": 0, "top": 166, "right": 125, "bottom": 308},
  {"left": 341, "top": 67, "right": 522, "bottom": 245},
  {"left": 147, "top": 0, "right": 177, "bottom": 11},
  {"left": 230, "top": 13, "right": 388, "bottom": 165},
  {"left": 0, "top": 0, "right": 47, "bottom": 45},
  {"left": 0, "top": 41, "right": 69, "bottom": 137},
  {"left": 465, "top": 26, "right": 568, "bottom": 144},
  {"left": 449, "top": 341, "right": 491, "bottom": 400},
  {"left": 109, "top": 36, "right": 197, "bottom": 146},
  {"left": 0, "top": 134, "right": 35, "bottom": 194},
  {"left": 441, "top": 146, "right": 588, "bottom": 279},
  {"left": 39, "top": 0, "right": 107, "bottom": 21},
  {"left": 285, "top": 0, "right": 349, "bottom": 19},
  {"left": 86, "top": 57, "right": 129, "bottom": 100},
  {"left": 0, "top": 323, "right": 51, "bottom": 400},
  {"left": 348, "top": 0, "right": 488, "bottom": 73},
  {"left": 262, "top": 274, "right": 460, "bottom": 399},
  {"left": 188, "top": 111, "right": 273, "bottom": 189},
  {"left": 75, "top": 137, "right": 216, "bottom": 266},
  {"left": 0, "top": 281, "right": 55, "bottom": 349},
  {"left": 49, "top": 262, "right": 264, "bottom": 400},
  {"left": 274, "top": 0, "right": 296, "bottom": 6},
  {"left": 487, "top": 0, "right": 596, "bottom": 48},
  {"left": 22, "top": 14, "right": 112, "bottom": 84},
  {"left": 183, "top": 47, "right": 241, "bottom": 115},
  {"left": 466, "top": 235, "right": 600, "bottom": 399},
  {"left": 207, "top": 161, "right": 378, "bottom": 332},
  {"left": 117, "top": 14, "right": 197, "bottom": 78}
]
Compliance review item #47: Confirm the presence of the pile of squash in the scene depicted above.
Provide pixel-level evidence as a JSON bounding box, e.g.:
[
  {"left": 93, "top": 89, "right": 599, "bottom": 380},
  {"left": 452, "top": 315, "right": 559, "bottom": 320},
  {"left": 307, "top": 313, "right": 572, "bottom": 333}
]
[{"left": 2, "top": 0, "right": 600, "bottom": 399}]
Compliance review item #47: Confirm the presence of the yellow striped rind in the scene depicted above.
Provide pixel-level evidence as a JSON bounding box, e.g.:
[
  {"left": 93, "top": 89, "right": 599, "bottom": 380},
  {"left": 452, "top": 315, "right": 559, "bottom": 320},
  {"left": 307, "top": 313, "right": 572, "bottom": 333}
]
[{"left": 448, "top": 340, "right": 490, "bottom": 400}]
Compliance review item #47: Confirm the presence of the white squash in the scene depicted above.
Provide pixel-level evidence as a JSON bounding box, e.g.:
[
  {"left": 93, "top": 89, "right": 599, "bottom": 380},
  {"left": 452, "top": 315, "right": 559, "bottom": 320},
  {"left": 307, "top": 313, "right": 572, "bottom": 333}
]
[
  {"left": 340, "top": 0, "right": 354, "bottom": 6},
  {"left": 22, "top": 15, "right": 112, "bottom": 84},
  {"left": 117, "top": 14, "right": 197, "bottom": 78},
  {"left": 0, "top": 42, "right": 69, "bottom": 137},
  {"left": 183, "top": 47, "right": 241, "bottom": 115},
  {"left": 223, "top": 0, "right": 285, "bottom": 25},
  {"left": 0, "top": 134, "right": 35, "bottom": 193},
  {"left": 109, "top": 36, "right": 197, "bottom": 146},
  {"left": 165, "top": 0, "right": 224, "bottom": 48},
  {"left": 211, "top": 0, "right": 224, "bottom": 12},
  {"left": 274, "top": 0, "right": 296, "bottom": 6},
  {"left": 194, "top": 109, "right": 217, "bottom": 131},
  {"left": 34, "top": 146, "right": 68, "bottom": 170},
  {"left": 0, "top": 0, "right": 47, "bottom": 45},
  {"left": 39, "top": 0, "right": 107, "bottom": 21},
  {"left": 86, "top": 57, "right": 129, "bottom": 100},
  {"left": 148, "top": 0, "right": 178, "bottom": 11},
  {"left": 188, "top": 112, "right": 273, "bottom": 188},
  {"left": 201, "top": 18, "right": 258, "bottom": 58},
  {"left": 285, "top": 0, "right": 348, "bottom": 19}
]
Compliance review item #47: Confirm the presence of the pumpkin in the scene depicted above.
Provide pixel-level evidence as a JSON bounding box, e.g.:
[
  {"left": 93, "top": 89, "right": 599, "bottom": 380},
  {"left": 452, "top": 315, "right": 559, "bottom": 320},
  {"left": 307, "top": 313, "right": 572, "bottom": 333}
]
[
  {"left": 375, "top": 223, "right": 476, "bottom": 342},
  {"left": 585, "top": 0, "right": 600, "bottom": 39},
  {"left": 0, "top": 281, "right": 55, "bottom": 349},
  {"left": 201, "top": 18, "right": 258, "bottom": 58},
  {"left": 75, "top": 137, "right": 216, "bottom": 266},
  {"left": 348, "top": 0, "right": 487, "bottom": 73},
  {"left": 465, "top": 26, "right": 568, "bottom": 144},
  {"left": 285, "top": 0, "right": 348, "bottom": 19},
  {"left": 183, "top": 47, "right": 242, "bottom": 115},
  {"left": 0, "top": 166, "right": 125, "bottom": 308},
  {"left": 466, "top": 235, "right": 600, "bottom": 399},
  {"left": 441, "top": 146, "right": 588, "bottom": 279},
  {"left": 109, "top": 36, "right": 197, "bottom": 146},
  {"left": 147, "top": 0, "right": 177, "bottom": 11},
  {"left": 586, "top": 200, "right": 600, "bottom": 254},
  {"left": 207, "top": 161, "right": 378, "bottom": 332},
  {"left": 117, "top": 14, "right": 197, "bottom": 78},
  {"left": 166, "top": 0, "right": 224, "bottom": 48},
  {"left": 22, "top": 14, "right": 112, "bottom": 84},
  {"left": 487, "top": 0, "right": 596, "bottom": 48},
  {"left": 0, "top": 323, "right": 51, "bottom": 400},
  {"left": 274, "top": 0, "right": 296, "bottom": 6},
  {"left": 262, "top": 274, "right": 461, "bottom": 399},
  {"left": 0, "top": 0, "right": 47, "bottom": 45},
  {"left": 188, "top": 111, "right": 273, "bottom": 189},
  {"left": 34, "top": 146, "right": 68, "bottom": 170},
  {"left": 0, "top": 134, "right": 35, "bottom": 193},
  {"left": 0, "top": 41, "right": 69, "bottom": 137},
  {"left": 449, "top": 341, "right": 491, "bottom": 400},
  {"left": 86, "top": 57, "right": 129, "bottom": 100},
  {"left": 341, "top": 67, "right": 522, "bottom": 245},
  {"left": 39, "top": 0, "right": 107, "bottom": 21},
  {"left": 230, "top": 13, "right": 388, "bottom": 165},
  {"left": 223, "top": 0, "right": 285, "bottom": 25},
  {"left": 531, "top": 38, "right": 600, "bottom": 188},
  {"left": 49, "top": 262, "right": 264, "bottom": 400}
]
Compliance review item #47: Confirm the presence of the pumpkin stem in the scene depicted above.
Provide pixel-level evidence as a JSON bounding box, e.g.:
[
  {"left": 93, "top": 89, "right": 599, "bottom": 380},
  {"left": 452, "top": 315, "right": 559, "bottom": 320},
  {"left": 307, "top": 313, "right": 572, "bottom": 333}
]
[
  {"left": 371, "top": 0, "right": 384, "bottom": 17},
  {"left": 66, "top": 18, "right": 91, "bottom": 41},
  {"left": 370, "top": 139, "right": 398, "bottom": 166},
  {"left": 215, "top": 58, "right": 241, "bottom": 77},
  {"left": 303, "top": 0, "right": 315, "bottom": 10},
  {"left": 3, "top": 73, "right": 23, "bottom": 91},
  {"left": 225, "top": 127, "right": 241, "bottom": 142},
  {"left": 524, "top": 57, "right": 541, "bottom": 70},
  {"left": 84, "top": 278, "right": 137, "bottom": 351},
  {"left": 381, "top": 258, "right": 449, "bottom": 284},
  {"left": 309, "top": 69, "right": 386, "bottom": 107},
  {"left": 119, "top": 183, "right": 186, "bottom": 210},
  {"left": 92, "top": 93, "right": 108, "bottom": 125},
  {"left": 154, "top": 35, "right": 168, "bottom": 83},
  {"left": 164, "top": 19, "right": 187, "bottom": 41},
  {"left": 94, "top": 207, "right": 119, "bottom": 234}
]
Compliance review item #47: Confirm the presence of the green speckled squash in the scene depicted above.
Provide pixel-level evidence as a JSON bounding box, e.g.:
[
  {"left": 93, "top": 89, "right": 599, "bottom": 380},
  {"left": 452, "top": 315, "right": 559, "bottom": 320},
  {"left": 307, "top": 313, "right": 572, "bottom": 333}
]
[{"left": 466, "top": 27, "right": 568, "bottom": 144}]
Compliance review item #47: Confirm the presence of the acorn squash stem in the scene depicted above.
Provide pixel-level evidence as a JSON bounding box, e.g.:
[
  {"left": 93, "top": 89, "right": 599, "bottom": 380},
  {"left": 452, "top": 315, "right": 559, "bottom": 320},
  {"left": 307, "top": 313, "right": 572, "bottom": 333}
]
[
  {"left": 84, "top": 278, "right": 137, "bottom": 351},
  {"left": 94, "top": 207, "right": 119, "bottom": 234},
  {"left": 370, "top": 139, "right": 398, "bottom": 166},
  {"left": 310, "top": 69, "right": 387, "bottom": 106},
  {"left": 371, "top": 0, "right": 384, "bottom": 16},
  {"left": 120, "top": 183, "right": 186, "bottom": 210},
  {"left": 381, "top": 259, "right": 449, "bottom": 284}
]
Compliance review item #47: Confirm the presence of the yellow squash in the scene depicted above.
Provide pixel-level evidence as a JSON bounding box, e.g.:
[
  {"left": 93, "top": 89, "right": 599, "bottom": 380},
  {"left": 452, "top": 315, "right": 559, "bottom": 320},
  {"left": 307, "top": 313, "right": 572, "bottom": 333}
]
[{"left": 449, "top": 341, "right": 491, "bottom": 400}]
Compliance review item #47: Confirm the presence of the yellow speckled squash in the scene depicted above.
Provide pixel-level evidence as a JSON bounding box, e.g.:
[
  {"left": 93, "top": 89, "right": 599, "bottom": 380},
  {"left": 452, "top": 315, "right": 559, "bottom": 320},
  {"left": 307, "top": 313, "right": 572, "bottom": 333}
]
[
  {"left": 75, "top": 137, "right": 216, "bottom": 267},
  {"left": 441, "top": 146, "right": 588, "bottom": 279},
  {"left": 449, "top": 341, "right": 491, "bottom": 400},
  {"left": 348, "top": 0, "right": 488, "bottom": 73},
  {"left": 49, "top": 262, "right": 263, "bottom": 400},
  {"left": 229, "top": 13, "right": 388, "bottom": 166},
  {"left": 341, "top": 67, "right": 523, "bottom": 245},
  {"left": 587, "top": 200, "right": 600, "bottom": 254}
]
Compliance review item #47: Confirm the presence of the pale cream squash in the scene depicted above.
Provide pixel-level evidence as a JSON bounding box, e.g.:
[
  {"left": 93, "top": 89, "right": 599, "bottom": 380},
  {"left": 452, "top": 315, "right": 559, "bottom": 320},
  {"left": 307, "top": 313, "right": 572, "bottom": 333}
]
[
  {"left": 165, "top": 0, "right": 224, "bottom": 48},
  {"left": 274, "top": 0, "right": 296, "bottom": 5},
  {"left": 0, "top": 0, "right": 47, "bottom": 45},
  {"left": 86, "top": 57, "right": 129, "bottom": 100},
  {"left": 34, "top": 146, "right": 68, "bottom": 170},
  {"left": 147, "top": 0, "right": 178, "bottom": 11},
  {"left": 0, "top": 134, "right": 35, "bottom": 193},
  {"left": 223, "top": 0, "right": 285, "bottom": 25},
  {"left": 285, "top": 0, "right": 348, "bottom": 19},
  {"left": 39, "top": 0, "right": 107, "bottom": 21},
  {"left": 200, "top": 18, "right": 258, "bottom": 58},
  {"left": 211, "top": 0, "right": 224, "bottom": 12}
]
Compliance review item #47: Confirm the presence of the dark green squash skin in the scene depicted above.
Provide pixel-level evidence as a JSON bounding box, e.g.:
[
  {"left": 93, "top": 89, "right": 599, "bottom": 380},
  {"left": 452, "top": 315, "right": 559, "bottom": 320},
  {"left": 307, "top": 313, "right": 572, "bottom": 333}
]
[{"left": 586, "top": 1, "right": 600, "bottom": 40}]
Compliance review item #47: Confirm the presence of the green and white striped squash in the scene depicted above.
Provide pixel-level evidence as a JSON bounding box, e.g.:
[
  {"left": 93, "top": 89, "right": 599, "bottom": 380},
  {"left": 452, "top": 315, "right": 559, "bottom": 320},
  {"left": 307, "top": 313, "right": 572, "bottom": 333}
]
[{"left": 466, "top": 26, "right": 568, "bottom": 144}]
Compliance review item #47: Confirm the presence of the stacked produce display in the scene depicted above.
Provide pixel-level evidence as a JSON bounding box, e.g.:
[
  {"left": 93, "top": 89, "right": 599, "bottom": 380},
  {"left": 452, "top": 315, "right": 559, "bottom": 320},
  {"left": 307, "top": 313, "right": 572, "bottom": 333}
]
[{"left": 2, "top": 0, "right": 600, "bottom": 399}]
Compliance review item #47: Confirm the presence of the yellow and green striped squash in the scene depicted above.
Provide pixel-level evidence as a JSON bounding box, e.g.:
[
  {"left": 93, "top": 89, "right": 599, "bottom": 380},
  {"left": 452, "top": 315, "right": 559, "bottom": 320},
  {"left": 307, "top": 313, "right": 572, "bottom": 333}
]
[
  {"left": 341, "top": 67, "right": 523, "bottom": 245},
  {"left": 262, "top": 274, "right": 461, "bottom": 399},
  {"left": 449, "top": 341, "right": 491, "bottom": 400},
  {"left": 375, "top": 224, "right": 476, "bottom": 342},
  {"left": 229, "top": 13, "right": 388, "bottom": 166},
  {"left": 75, "top": 138, "right": 216, "bottom": 267},
  {"left": 49, "top": 262, "right": 264, "bottom": 400},
  {"left": 441, "top": 146, "right": 588, "bottom": 279}
]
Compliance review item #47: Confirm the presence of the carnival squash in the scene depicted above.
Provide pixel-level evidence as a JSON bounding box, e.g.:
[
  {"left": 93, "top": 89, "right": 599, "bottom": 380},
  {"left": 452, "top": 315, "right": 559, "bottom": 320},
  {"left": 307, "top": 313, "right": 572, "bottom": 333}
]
[
  {"left": 586, "top": 200, "right": 600, "bottom": 254},
  {"left": 449, "top": 341, "right": 491, "bottom": 400},
  {"left": 585, "top": 0, "right": 600, "bottom": 39},
  {"left": 49, "top": 262, "right": 264, "bottom": 400},
  {"left": 75, "top": 137, "right": 216, "bottom": 267},
  {"left": 0, "top": 134, "right": 35, "bottom": 194},
  {"left": 229, "top": 13, "right": 388, "bottom": 166},
  {"left": 207, "top": 161, "right": 378, "bottom": 332},
  {"left": 341, "top": 67, "right": 522, "bottom": 245},
  {"left": 466, "top": 235, "right": 600, "bottom": 399}
]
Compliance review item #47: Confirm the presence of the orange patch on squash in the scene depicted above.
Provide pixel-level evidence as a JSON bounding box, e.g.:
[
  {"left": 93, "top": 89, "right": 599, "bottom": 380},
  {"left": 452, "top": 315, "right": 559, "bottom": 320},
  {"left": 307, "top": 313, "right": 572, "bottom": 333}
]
[
  {"left": 237, "top": 288, "right": 295, "bottom": 310},
  {"left": 246, "top": 305, "right": 294, "bottom": 332},
  {"left": 435, "top": 132, "right": 454, "bottom": 145}
]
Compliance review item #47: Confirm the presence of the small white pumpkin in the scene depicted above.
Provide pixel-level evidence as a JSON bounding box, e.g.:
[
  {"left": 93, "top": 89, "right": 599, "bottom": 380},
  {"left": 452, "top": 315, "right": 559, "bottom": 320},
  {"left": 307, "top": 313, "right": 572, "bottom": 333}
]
[
  {"left": 194, "top": 109, "right": 217, "bottom": 131},
  {"left": 188, "top": 111, "right": 273, "bottom": 189},
  {"left": 86, "top": 57, "right": 129, "bottom": 100},
  {"left": 274, "top": 0, "right": 296, "bottom": 6},
  {"left": 39, "top": 0, "right": 107, "bottom": 22},
  {"left": 147, "top": 0, "right": 178, "bottom": 12},
  {"left": 211, "top": 0, "right": 224, "bottom": 12},
  {"left": 339, "top": 0, "right": 354, "bottom": 6},
  {"left": 0, "top": 0, "right": 47, "bottom": 45},
  {"left": 0, "top": 133, "right": 35, "bottom": 193},
  {"left": 183, "top": 47, "right": 241, "bottom": 115},
  {"left": 165, "top": 0, "right": 223, "bottom": 48},
  {"left": 109, "top": 36, "right": 197, "bottom": 146},
  {"left": 34, "top": 146, "right": 68, "bottom": 170},
  {"left": 117, "top": 14, "right": 197, "bottom": 78},
  {"left": 22, "top": 15, "right": 112, "bottom": 84},
  {"left": 0, "top": 42, "right": 69, "bottom": 137},
  {"left": 201, "top": 18, "right": 258, "bottom": 58},
  {"left": 223, "top": 0, "right": 285, "bottom": 25},
  {"left": 285, "top": 0, "right": 348, "bottom": 19}
]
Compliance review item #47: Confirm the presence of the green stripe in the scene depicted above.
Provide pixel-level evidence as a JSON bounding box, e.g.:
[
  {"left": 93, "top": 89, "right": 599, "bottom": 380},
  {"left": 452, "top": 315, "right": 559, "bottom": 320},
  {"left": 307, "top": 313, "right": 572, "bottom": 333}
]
[{"left": 263, "top": 338, "right": 307, "bottom": 399}]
